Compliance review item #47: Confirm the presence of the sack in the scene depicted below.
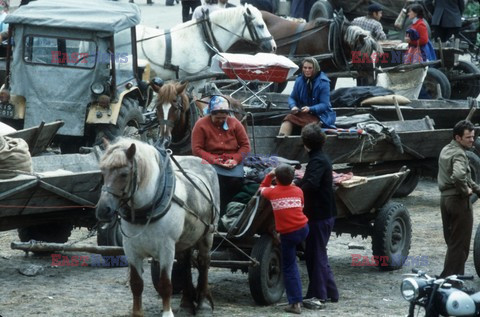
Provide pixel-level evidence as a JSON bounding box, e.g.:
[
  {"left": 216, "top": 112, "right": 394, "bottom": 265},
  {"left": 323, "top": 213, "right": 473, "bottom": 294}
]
[
  {"left": 0, "top": 136, "right": 32, "bottom": 179},
  {"left": 403, "top": 46, "right": 423, "bottom": 64}
]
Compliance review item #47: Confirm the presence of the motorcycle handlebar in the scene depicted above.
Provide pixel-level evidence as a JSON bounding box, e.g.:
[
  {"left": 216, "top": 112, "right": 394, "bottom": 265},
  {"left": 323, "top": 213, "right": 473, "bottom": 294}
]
[{"left": 457, "top": 275, "right": 474, "bottom": 280}]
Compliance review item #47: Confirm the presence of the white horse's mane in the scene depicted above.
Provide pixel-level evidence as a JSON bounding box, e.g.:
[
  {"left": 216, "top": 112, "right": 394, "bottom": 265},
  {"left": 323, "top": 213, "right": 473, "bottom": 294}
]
[
  {"left": 100, "top": 138, "right": 159, "bottom": 190},
  {"left": 344, "top": 25, "right": 383, "bottom": 55}
]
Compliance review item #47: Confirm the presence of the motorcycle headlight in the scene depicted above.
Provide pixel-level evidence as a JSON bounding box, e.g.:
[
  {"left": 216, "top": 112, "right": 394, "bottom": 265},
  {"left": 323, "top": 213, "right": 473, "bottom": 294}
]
[
  {"left": 91, "top": 82, "right": 105, "bottom": 95},
  {"left": 401, "top": 278, "right": 419, "bottom": 302}
]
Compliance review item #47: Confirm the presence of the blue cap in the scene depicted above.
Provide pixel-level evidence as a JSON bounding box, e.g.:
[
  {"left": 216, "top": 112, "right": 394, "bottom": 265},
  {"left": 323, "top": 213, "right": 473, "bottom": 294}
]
[{"left": 368, "top": 3, "right": 382, "bottom": 12}]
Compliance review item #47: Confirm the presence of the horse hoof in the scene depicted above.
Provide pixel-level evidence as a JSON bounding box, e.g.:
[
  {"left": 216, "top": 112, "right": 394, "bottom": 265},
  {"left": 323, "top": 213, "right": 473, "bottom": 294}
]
[
  {"left": 195, "top": 302, "right": 213, "bottom": 317},
  {"left": 132, "top": 310, "right": 144, "bottom": 317},
  {"left": 174, "top": 306, "right": 194, "bottom": 316}
]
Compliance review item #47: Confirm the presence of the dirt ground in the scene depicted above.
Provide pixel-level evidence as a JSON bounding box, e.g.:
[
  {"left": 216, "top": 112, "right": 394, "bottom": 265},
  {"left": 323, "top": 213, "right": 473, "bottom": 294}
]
[{"left": 1, "top": 177, "right": 480, "bottom": 317}]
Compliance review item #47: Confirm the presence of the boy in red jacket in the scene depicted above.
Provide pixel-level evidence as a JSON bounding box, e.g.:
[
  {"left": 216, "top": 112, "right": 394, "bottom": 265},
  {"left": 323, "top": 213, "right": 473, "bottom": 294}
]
[{"left": 260, "top": 164, "right": 309, "bottom": 314}]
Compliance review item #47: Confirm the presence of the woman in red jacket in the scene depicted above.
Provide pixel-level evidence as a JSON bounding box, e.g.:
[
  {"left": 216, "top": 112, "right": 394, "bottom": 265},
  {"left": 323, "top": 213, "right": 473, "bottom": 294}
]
[{"left": 405, "top": 4, "right": 434, "bottom": 63}]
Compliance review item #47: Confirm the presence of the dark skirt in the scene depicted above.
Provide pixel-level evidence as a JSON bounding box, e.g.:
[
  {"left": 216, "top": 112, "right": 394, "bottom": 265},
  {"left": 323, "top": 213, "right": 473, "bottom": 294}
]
[{"left": 283, "top": 112, "right": 320, "bottom": 128}]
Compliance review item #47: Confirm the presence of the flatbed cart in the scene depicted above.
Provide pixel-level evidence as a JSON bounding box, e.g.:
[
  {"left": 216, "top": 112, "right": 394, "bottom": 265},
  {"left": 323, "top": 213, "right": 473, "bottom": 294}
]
[{"left": 200, "top": 168, "right": 411, "bottom": 305}]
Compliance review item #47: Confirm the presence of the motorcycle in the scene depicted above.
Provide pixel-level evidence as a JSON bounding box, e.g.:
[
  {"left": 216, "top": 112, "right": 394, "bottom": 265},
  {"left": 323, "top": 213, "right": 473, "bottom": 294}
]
[{"left": 401, "top": 268, "right": 480, "bottom": 316}]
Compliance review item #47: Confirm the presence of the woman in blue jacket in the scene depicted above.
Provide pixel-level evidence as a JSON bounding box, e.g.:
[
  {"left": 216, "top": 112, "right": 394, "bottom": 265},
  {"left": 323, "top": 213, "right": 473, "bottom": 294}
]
[{"left": 278, "top": 57, "right": 336, "bottom": 136}]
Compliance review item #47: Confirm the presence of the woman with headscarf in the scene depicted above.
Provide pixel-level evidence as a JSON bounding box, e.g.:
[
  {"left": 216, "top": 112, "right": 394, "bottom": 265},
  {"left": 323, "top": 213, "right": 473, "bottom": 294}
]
[
  {"left": 191, "top": 95, "right": 251, "bottom": 215},
  {"left": 278, "top": 57, "right": 336, "bottom": 136}
]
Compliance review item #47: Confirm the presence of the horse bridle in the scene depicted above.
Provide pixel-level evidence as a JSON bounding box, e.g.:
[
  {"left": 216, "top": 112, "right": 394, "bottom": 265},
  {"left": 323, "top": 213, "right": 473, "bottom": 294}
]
[
  {"left": 101, "top": 158, "right": 139, "bottom": 210},
  {"left": 240, "top": 11, "right": 273, "bottom": 46},
  {"left": 158, "top": 94, "right": 184, "bottom": 130}
]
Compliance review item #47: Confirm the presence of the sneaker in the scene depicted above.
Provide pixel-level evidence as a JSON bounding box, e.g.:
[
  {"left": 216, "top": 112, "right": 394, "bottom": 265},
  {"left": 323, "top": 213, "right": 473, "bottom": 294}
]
[
  {"left": 302, "top": 298, "right": 324, "bottom": 310},
  {"left": 284, "top": 303, "right": 301, "bottom": 314}
]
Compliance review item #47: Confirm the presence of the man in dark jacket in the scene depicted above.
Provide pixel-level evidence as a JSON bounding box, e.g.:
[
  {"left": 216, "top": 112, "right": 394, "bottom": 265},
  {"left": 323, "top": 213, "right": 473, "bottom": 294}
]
[
  {"left": 295, "top": 123, "right": 339, "bottom": 303},
  {"left": 428, "top": 0, "right": 464, "bottom": 42},
  {"left": 438, "top": 120, "right": 480, "bottom": 277}
]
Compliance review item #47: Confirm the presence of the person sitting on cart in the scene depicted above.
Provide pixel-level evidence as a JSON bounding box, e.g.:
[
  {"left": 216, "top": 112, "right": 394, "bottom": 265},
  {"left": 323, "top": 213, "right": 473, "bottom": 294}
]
[
  {"left": 351, "top": 3, "right": 387, "bottom": 41},
  {"left": 260, "top": 164, "right": 309, "bottom": 315},
  {"left": 278, "top": 57, "right": 336, "bottom": 136},
  {"left": 191, "top": 95, "right": 251, "bottom": 216}
]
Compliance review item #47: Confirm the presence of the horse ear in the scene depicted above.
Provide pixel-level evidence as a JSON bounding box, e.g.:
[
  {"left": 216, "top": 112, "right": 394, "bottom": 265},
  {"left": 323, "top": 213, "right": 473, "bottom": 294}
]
[
  {"left": 177, "top": 81, "right": 189, "bottom": 94},
  {"left": 246, "top": 7, "right": 251, "bottom": 15},
  {"left": 126, "top": 143, "right": 136, "bottom": 160},
  {"left": 102, "top": 137, "right": 110, "bottom": 149}
]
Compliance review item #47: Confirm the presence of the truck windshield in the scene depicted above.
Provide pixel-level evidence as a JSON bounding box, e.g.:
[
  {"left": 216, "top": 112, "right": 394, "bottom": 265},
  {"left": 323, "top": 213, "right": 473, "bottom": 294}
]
[{"left": 23, "top": 36, "right": 97, "bottom": 68}]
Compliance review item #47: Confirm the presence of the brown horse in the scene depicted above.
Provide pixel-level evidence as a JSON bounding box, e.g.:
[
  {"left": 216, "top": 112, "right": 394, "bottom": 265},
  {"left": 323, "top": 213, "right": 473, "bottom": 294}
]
[
  {"left": 151, "top": 80, "right": 199, "bottom": 153},
  {"left": 230, "top": 11, "right": 383, "bottom": 75}
]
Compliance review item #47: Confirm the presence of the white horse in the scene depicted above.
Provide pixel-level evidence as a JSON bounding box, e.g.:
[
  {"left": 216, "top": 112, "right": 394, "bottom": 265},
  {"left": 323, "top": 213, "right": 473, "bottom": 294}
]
[
  {"left": 136, "top": 4, "right": 276, "bottom": 90},
  {"left": 96, "top": 138, "right": 220, "bottom": 317}
]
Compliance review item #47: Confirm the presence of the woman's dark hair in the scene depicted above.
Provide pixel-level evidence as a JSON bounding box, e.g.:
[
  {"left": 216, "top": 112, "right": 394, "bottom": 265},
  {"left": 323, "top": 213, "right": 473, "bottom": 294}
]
[
  {"left": 301, "top": 123, "right": 326, "bottom": 151},
  {"left": 275, "top": 164, "right": 295, "bottom": 186},
  {"left": 453, "top": 120, "right": 475, "bottom": 139},
  {"left": 407, "top": 4, "right": 424, "bottom": 19}
]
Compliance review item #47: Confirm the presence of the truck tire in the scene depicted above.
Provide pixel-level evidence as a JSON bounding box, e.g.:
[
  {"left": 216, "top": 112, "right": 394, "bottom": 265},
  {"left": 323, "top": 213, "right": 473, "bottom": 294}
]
[
  {"left": 308, "top": 0, "right": 333, "bottom": 21},
  {"left": 372, "top": 202, "right": 412, "bottom": 270},
  {"left": 473, "top": 224, "right": 480, "bottom": 277},
  {"left": 422, "top": 68, "right": 451, "bottom": 99},
  {"left": 97, "top": 220, "right": 123, "bottom": 246},
  {"left": 450, "top": 61, "right": 480, "bottom": 100},
  {"left": 248, "top": 234, "right": 284, "bottom": 305},
  {"left": 18, "top": 223, "right": 73, "bottom": 244},
  {"left": 95, "top": 98, "right": 145, "bottom": 143},
  {"left": 393, "top": 170, "right": 420, "bottom": 198},
  {"left": 467, "top": 151, "right": 480, "bottom": 204}
]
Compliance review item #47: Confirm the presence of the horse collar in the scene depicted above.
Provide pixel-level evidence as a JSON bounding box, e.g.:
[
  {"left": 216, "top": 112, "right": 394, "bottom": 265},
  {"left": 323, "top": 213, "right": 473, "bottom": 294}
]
[{"left": 120, "top": 144, "right": 176, "bottom": 224}]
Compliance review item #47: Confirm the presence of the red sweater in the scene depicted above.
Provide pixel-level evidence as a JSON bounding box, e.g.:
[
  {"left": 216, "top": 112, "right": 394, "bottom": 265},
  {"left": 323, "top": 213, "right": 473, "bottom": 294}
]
[
  {"left": 260, "top": 174, "right": 308, "bottom": 234},
  {"left": 409, "top": 18, "right": 428, "bottom": 47},
  {"left": 191, "top": 116, "right": 251, "bottom": 164}
]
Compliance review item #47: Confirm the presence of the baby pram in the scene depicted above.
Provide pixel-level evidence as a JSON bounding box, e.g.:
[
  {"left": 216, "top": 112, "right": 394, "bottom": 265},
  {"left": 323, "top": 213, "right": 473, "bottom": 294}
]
[{"left": 210, "top": 52, "right": 298, "bottom": 107}]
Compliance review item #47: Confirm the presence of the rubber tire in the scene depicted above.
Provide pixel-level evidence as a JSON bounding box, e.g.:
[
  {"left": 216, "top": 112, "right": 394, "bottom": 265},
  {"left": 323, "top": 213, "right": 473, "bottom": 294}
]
[
  {"left": 248, "top": 234, "right": 284, "bottom": 305},
  {"left": 392, "top": 170, "right": 420, "bottom": 198},
  {"left": 308, "top": 0, "right": 334, "bottom": 21},
  {"left": 450, "top": 61, "right": 480, "bottom": 100},
  {"left": 94, "top": 98, "right": 145, "bottom": 143},
  {"left": 18, "top": 223, "right": 73, "bottom": 243},
  {"left": 467, "top": 151, "right": 480, "bottom": 204},
  {"left": 97, "top": 220, "right": 123, "bottom": 247},
  {"left": 371, "top": 202, "right": 412, "bottom": 270},
  {"left": 151, "top": 260, "right": 184, "bottom": 295},
  {"left": 473, "top": 224, "right": 480, "bottom": 277},
  {"left": 422, "top": 68, "right": 451, "bottom": 99}
]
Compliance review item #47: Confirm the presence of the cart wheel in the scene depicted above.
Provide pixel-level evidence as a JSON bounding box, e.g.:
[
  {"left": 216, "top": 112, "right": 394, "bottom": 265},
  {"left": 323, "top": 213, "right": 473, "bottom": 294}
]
[
  {"left": 393, "top": 170, "right": 420, "bottom": 198},
  {"left": 308, "top": 0, "right": 333, "bottom": 21},
  {"left": 94, "top": 98, "right": 145, "bottom": 144},
  {"left": 467, "top": 151, "right": 480, "bottom": 204},
  {"left": 473, "top": 224, "right": 480, "bottom": 277},
  {"left": 97, "top": 220, "right": 123, "bottom": 247},
  {"left": 151, "top": 260, "right": 184, "bottom": 295},
  {"left": 372, "top": 202, "right": 412, "bottom": 270},
  {"left": 18, "top": 223, "right": 73, "bottom": 244},
  {"left": 421, "top": 68, "right": 451, "bottom": 99},
  {"left": 450, "top": 61, "right": 480, "bottom": 100},
  {"left": 248, "top": 234, "right": 284, "bottom": 305}
]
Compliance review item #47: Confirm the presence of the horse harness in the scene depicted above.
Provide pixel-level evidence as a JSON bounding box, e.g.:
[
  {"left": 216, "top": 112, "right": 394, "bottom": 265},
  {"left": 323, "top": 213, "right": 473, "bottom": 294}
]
[
  {"left": 328, "top": 12, "right": 350, "bottom": 70},
  {"left": 141, "top": 10, "right": 272, "bottom": 79},
  {"left": 104, "top": 143, "right": 217, "bottom": 237}
]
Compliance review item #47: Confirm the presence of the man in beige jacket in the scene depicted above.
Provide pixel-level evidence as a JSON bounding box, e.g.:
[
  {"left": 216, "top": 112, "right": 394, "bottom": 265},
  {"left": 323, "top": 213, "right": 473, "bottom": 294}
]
[{"left": 438, "top": 120, "right": 480, "bottom": 277}]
